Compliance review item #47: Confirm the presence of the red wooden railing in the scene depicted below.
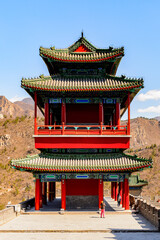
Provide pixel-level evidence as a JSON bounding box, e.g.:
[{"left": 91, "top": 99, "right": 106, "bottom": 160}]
[{"left": 35, "top": 122, "right": 129, "bottom": 136}]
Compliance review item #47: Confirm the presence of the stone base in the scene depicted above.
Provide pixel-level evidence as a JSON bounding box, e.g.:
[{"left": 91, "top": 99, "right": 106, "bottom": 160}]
[{"left": 66, "top": 195, "right": 99, "bottom": 209}]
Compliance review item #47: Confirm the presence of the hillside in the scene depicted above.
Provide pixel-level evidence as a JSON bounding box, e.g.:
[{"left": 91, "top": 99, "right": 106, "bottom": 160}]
[
  {"left": 0, "top": 116, "right": 160, "bottom": 209},
  {"left": 0, "top": 96, "right": 42, "bottom": 118}
]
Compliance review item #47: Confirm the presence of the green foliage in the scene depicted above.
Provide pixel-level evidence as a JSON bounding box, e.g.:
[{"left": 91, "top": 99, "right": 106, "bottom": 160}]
[
  {"left": 0, "top": 204, "right": 5, "bottom": 210},
  {"left": 3, "top": 119, "right": 10, "bottom": 128},
  {"left": 12, "top": 117, "right": 19, "bottom": 124},
  {"left": 12, "top": 187, "right": 19, "bottom": 196},
  {"left": 25, "top": 184, "right": 32, "bottom": 192}
]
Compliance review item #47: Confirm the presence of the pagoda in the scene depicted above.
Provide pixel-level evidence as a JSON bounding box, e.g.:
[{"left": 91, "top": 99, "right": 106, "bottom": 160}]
[{"left": 11, "top": 33, "right": 152, "bottom": 211}]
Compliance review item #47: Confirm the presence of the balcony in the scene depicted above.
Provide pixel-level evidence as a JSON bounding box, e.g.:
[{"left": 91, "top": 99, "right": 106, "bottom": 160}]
[{"left": 35, "top": 123, "right": 129, "bottom": 136}]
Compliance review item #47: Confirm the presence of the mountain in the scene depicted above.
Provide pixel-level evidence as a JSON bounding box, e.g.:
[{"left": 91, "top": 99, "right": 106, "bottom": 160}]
[
  {"left": 154, "top": 116, "right": 160, "bottom": 121},
  {"left": 0, "top": 96, "right": 42, "bottom": 118},
  {"left": 0, "top": 96, "right": 24, "bottom": 118}
]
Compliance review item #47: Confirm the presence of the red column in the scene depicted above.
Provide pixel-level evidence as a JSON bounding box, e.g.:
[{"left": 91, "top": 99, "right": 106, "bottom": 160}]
[
  {"left": 124, "top": 178, "right": 129, "bottom": 210},
  {"left": 115, "top": 182, "right": 118, "bottom": 201},
  {"left": 112, "top": 182, "right": 115, "bottom": 200},
  {"left": 48, "top": 182, "right": 52, "bottom": 202},
  {"left": 98, "top": 179, "right": 103, "bottom": 209},
  {"left": 99, "top": 102, "right": 104, "bottom": 124},
  {"left": 34, "top": 92, "right": 37, "bottom": 135},
  {"left": 116, "top": 102, "right": 120, "bottom": 129},
  {"left": 122, "top": 181, "right": 125, "bottom": 208},
  {"left": 61, "top": 102, "right": 66, "bottom": 124},
  {"left": 50, "top": 112, "right": 53, "bottom": 126},
  {"left": 61, "top": 179, "right": 66, "bottom": 210},
  {"left": 45, "top": 102, "right": 49, "bottom": 125},
  {"left": 42, "top": 182, "right": 47, "bottom": 205},
  {"left": 40, "top": 182, "right": 42, "bottom": 208},
  {"left": 128, "top": 92, "right": 130, "bottom": 135},
  {"left": 119, "top": 182, "right": 123, "bottom": 205},
  {"left": 111, "top": 182, "right": 113, "bottom": 199},
  {"left": 35, "top": 179, "right": 40, "bottom": 210}
]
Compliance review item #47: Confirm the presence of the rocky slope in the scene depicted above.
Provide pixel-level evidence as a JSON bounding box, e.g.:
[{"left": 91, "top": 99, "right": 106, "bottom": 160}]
[{"left": 0, "top": 96, "right": 42, "bottom": 118}]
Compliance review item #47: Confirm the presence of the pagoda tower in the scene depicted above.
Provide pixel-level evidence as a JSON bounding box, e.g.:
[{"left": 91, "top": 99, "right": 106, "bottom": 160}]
[{"left": 11, "top": 34, "right": 152, "bottom": 211}]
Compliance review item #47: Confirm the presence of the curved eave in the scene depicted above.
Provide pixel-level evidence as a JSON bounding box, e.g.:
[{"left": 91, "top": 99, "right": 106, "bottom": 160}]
[
  {"left": 11, "top": 153, "right": 152, "bottom": 173},
  {"left": 40, "top": 52, "right": 124, "bottom": 63}
]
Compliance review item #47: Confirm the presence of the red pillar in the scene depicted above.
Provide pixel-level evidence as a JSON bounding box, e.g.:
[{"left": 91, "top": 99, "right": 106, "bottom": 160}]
[
  {"left": 35, "top": 179, "right": 40, "bottom": 210},
  {"left": 61, "top": 102, "right": 66, "bottom": 124},
  {"left": 122, "top": 181, "right": 125, "bottom": 208},
  {"left": 111, "top": 182, "right": 113, "bottom": 199},
  {"left": 115, "top": 182, "right": 118, "bottom": 201},
  {"left": 128, "top": 92, "right": 130, "bottom": 135},
  {"left": 116, "top": 102, "right": 120, "bottom": 129},
  {"left": 99, "top": 102, "right": 104, "bottom": 124},
  {"left": 42, "top": 182, "right": 47, "bottom": 205},
  {"left": 45, "top": 102, "right": 49, "bottom": 125},
  {"left": 119, "top": 182, "right": 123, "bottom": 205},
  {"left": 34, "top": 92, "right": 37, "bottom": 135},
  {"left": 112, "top": 182, "right": 115, "bottom": 200},
  {"left": 98, "top": 179, "right": 103, "bottom": 209},
  {"left": 40, "top": 182, "right": 42, "bottom": 208},
  {"left": 61, "top": 179, "right": 66, "bottom": 210},
  {"left": 48, "top": 182, "right": 52, "bottom": 202},
  {"left": 50, "top": 112, "right": 53, "bottom": 125},
  {"left": 124, "top": 178, "right": 129, "bottom": 210}
]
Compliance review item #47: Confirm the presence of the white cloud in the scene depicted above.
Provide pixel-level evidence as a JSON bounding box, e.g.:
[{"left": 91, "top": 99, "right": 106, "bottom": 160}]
[
  {"left": 137, "top": 90, "right": 160, "bottom": 102},
  {"left": 9, "top": 95, "right": 24, "bottom": 103},
  {"left": 138, "top": 105, "right": 160, "bottom": 113}
]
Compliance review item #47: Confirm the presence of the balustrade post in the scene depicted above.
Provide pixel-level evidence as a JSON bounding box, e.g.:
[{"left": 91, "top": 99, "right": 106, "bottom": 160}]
[
  {"left": 62, "top": 122, "right": 64, "bottom": 135},
  {"left": 100, "top": 122, "right": 103, "bottom": 135}
]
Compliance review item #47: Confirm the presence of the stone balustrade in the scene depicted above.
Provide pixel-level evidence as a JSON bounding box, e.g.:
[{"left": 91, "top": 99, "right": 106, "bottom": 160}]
[
  {"left": 130, "top": 194, "right": 160, "bottom": 230},
  {"left": 0, "top": 206, "right": 16, "bottom": 225}
]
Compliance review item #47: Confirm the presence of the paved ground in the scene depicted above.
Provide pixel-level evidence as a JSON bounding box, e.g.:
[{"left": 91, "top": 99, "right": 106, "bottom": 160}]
[
  {"left": 0, "top": 197, "right": 158, "bottom": 240},
  {"left": 0, "top": 232, "right": 160, "bottom": 240}
]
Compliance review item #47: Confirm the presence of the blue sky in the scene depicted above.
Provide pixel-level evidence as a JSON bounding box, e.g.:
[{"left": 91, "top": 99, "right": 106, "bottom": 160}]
[{"left": 0, "top": 0, "right": 160, "bottom": 119}]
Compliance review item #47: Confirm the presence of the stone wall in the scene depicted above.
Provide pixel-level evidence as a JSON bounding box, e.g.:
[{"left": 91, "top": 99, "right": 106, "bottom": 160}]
[
  {"left": 66, "top": 195, "right": 99, "bottom": 209},
  {"left": 0, "top": 207, "right": 16, "bottom": 225},
  {"left": 130, "top": 194, "right": 160, "bottom": 230}
]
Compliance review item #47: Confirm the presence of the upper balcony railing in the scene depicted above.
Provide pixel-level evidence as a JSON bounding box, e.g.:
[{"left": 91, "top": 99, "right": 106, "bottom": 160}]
[{"left": 34, "top": 123, "right": 130, "bottom": 136}]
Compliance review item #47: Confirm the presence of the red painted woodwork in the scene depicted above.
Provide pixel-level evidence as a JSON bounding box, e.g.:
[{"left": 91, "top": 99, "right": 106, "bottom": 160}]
[
  {"left": 116, "top": 102, "right": 120, "bottom": 129},
  {"left": 36, "top": 124, "right": 128, "bottom": 136},
  {"left": 122, "top": 181, "right": 125, "bottom": 208},
  {"left": 115, "top": 182, "right": 118, "bottom": 201},
  {"left": 45, "top": 103, "right": 49, "bottom": 125},
  {"left": 61, "top": 179, "right": 66, "bottom": 210},
  {"left": 66, "top": 179, "right": 98, "bottom": 195},
  {"left": 124, "top": 178, "right": 129, "bottom": 210},
  {"left": 111, "top": 182, "right": 113, "bottom": 199},
  {"left": 35, "top": 136, "right": 130, "bottom": 149},
  {"left": 98, "top": 179, "right": 103, "bottom": 209},
  {"left": 73, "top": 44, "right": 91, "bottom": 52},
  {"left": 34, "top": 92, "right": 37, "bottom": 135},
  {"left": 112, "top": 182, "right": 115, "bottom": 200},
  {"left": 99, "top": 103, "right": 104, "bottom": 124},
  {"left": 35, "top": 179, "right": 40, "bottom": 210},
  {"left": 66, "top": 104, "right": 99, "bottom": 123},
  {"left": 40, "top": 182, "right": 42, "bottom": 208},
  {"left": 119, "top": 182, "right": 123, "bottom": 205},
  {"left": 61, "top": 102, "right": 66, "bottom": 124},
  {"left": 48, "top": 182, "right": 52, "bottom": 202},
  {"left": 42, "top": 182, "right": 47, "bottom": 205},
  {"left": 50, "top": 182, "right": 55, "bottom": 200},
  {"left": 128, "top": 92, "right": 130, "bottom": 135}
]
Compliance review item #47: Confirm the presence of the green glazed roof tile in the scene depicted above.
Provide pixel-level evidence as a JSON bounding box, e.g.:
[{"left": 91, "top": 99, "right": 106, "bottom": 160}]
[
  {"left": 11, "top": 153, "right": 152, "bottom": 173},
  {"left": 21, "top": 75, "right": 143, "bottom": 92}
]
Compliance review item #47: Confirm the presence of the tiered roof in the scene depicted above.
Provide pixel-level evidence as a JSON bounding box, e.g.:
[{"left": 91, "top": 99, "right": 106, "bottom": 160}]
[
  {"left": 11, "top": 153, "right": 152, "bottom": 173},
  {"left": 22, "top": 75, "right": 143, "bottom": 92}
]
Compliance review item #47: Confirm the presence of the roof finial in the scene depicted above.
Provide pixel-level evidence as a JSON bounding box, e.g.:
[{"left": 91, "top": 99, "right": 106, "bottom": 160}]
[{"left": 81, "top": 31, "right": 83, "bottom": 38}]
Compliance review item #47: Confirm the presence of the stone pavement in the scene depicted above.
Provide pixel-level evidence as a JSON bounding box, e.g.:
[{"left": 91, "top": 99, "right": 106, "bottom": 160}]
[{"left": 0, "top": 197, "right": 159, "bottom": 240}]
